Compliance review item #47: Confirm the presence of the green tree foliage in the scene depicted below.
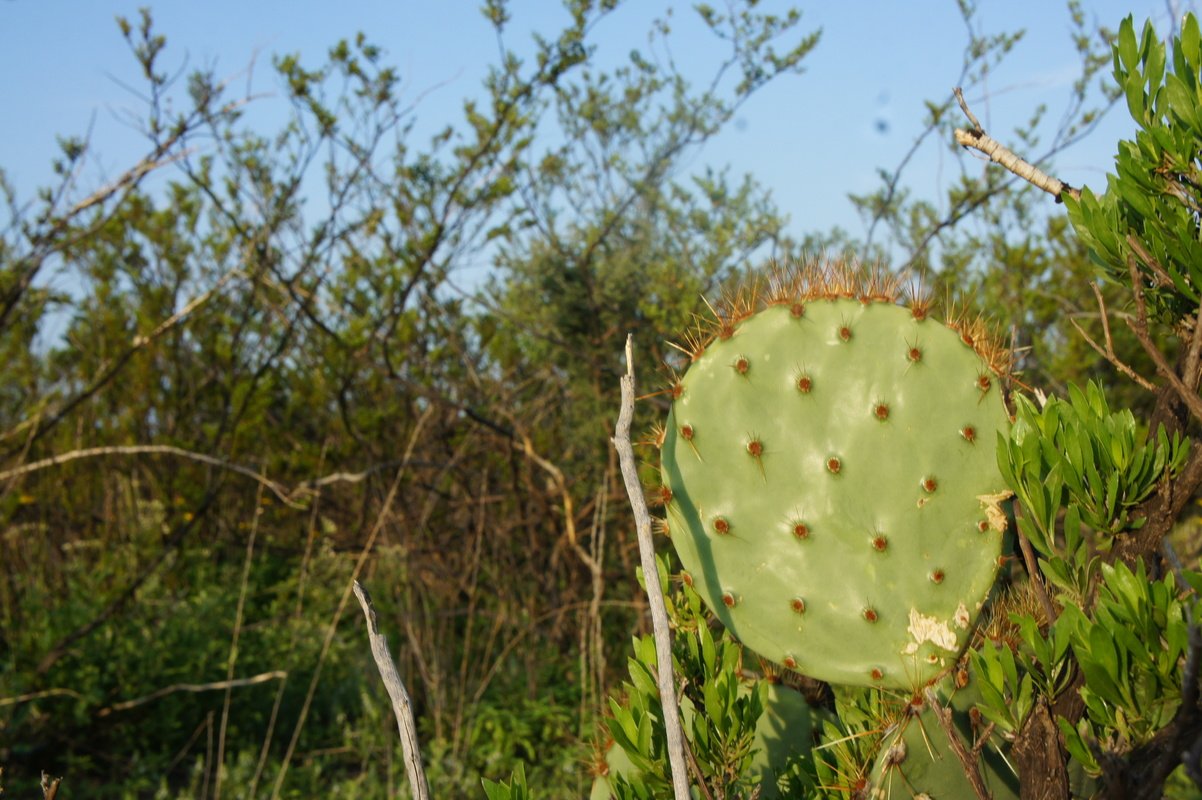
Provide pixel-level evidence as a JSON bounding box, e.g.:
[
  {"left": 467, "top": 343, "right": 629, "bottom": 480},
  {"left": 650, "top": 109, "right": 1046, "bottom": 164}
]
[
  {"left": 9, "top": 1, "right": 1202, "bottom": 798},
  {"left": 0, "top": 3, "right": 817, "bottom": 796}
]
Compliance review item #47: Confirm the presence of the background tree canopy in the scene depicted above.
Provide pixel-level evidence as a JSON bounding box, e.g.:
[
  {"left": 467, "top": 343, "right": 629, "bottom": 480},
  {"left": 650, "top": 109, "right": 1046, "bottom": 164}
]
[{"left": 0, "top": 1, "right": 1187, "bottom": 797}]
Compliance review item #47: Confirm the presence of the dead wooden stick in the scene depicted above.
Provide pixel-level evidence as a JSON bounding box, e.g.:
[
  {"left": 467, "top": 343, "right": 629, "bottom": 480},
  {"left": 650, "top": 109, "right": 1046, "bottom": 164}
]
[
  {"left": 924, "top": 687, "right": 991, "bottom": 800},
  {"left": 41, "top": 771, "right": 61, "bottom": 800},
  {"left": 612, "top": 334, "right": 692, "bottom": 800},
  {"left": 353, "top": 581, "right": 431, "bottom": 800},
  {"left": 0, "top": 444, "right": 302, "bottom": 508},
  {"left": 96, "top": 670, "right": 287, "bottom": 717},
  {"left": 953, "top": 88, "right": 1081, "bottom": 202}
]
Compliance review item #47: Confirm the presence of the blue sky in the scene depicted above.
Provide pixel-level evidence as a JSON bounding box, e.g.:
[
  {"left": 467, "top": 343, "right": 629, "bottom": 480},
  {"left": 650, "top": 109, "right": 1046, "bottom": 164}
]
[{"left": 0, "top": 1, "right": 1177, "bottom": 262}]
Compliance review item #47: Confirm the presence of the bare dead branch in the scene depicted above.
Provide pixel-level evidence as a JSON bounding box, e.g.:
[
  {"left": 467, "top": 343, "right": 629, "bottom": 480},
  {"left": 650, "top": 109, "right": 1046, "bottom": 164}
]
[
  {"left": 1068, "top": 282, "right": 1158, "bottom": 392},
  {"left": 353, "top": 581, "right": 431, "bottom": 800},
  {"left": 0, "top": 445, "right": 303, "bottom": 508},
  {"left": 955, "top": 87, "right": 983, "bottom": 131},
  {"left": 65, "top": 147, "right": 193, "bottom": 220},
  {"left": 96, "top": 671, "right": 287, "bottom": 717},
  {"left": 924, "top": 687, "right": 991, "bottom": 800},
  {"left": 612, "top": 334, "right": 691, "bottom": 800},
  {"left": 953, "top": 88, "right": 1081, "bottom": 202},
  {"left": 41, "top": 772, "right": 61, "bottom": 800},
  {"left": 1124, "top": 257, "right": 1202, "bottom": 422},
  {"left": 0, "top": 687, "right": 83, "bottom": 708},
  {"left": 130, "top": 266, "right": 241, "bottom": 348}
]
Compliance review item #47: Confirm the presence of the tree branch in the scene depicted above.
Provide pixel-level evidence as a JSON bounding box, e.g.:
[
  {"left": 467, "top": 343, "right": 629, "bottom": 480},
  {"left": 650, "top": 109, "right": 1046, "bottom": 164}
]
[
  {"left": 953, "top": 88, "right": 1081, "bottom": 202},
  {"left": 1123, "top": 256, "right": 1202, "bottom": 423},
  {"left": 96, "top": 671, "right": 287, "bottom": 717},
  {"left": 924, "top": 688, "right": 991, "bottom": 800},
  {"left": 1068, "top": 282, "right": 1158, "bottom": 392},
  {"left": 0, "top": 445, "right": 301, "bottom": 507},
  {"left": 0, "top": 687, "right": 83, "bottom": 708}
]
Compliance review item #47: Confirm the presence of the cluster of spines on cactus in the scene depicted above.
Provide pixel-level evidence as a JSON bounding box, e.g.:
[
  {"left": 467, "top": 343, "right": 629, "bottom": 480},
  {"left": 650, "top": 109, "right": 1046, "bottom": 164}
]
[{"left": 662, "top": 260, "right": 1013, "bottom": 378}]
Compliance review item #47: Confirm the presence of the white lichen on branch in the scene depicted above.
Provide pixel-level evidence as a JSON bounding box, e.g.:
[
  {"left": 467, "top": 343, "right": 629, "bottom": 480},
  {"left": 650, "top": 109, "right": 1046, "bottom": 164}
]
[{"left": 953, "top": 88, "right": 1081, "bottom": 202}]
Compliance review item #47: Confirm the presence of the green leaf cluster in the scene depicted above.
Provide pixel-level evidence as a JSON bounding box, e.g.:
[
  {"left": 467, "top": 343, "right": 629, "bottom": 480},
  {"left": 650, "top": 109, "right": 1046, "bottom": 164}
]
[
  {"left": 999, "top": 381, "right": 1187, "bottom": 602},
  {"left": 603, "top": 560, "right": 766, "bottom": 799},
  {"left": 1067, "top": 14, "right": 1202, "bottom": 323},
  {"left": 1057, "top": 561, "right": 1197, "bottom": 775},
  {"left": 985, "top": 378, "right": 1198, "bottom": 793},
  {"left": 483, "top": 763, "right": 532, "bottom": 800},
  {"left": 596, "top": 557, "right": 824, "bottom": 799}
]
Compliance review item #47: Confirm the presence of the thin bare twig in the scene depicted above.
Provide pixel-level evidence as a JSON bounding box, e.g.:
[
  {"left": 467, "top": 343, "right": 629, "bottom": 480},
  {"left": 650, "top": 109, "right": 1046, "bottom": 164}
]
[
  {"left": 924, "top": 688, "right": 991, "bottom": 800},
  {"left": 96, "top": 671, "right": 287, "bottom": 717},
  {"left": 1124, "top": 257, "right": 1202, "bottom": 422},
  {"left": 973, "top": 721, "right": 997, "bottom": 755},
  {"left": 353, "top": 581, "right": 431, "bottom": 800},
  {"left": 214, "top": 477, "right": 265, "bottom": 800},
  {"left": 953, "top": 88, "right": 1081, "bottom": 202},
  {"left": 130, "top": 265, "right": 240, "bottom": 348},
  {"left": 1069, "top": 282, "right": 1159, "bottom": 392},
  {"left": 0, "top": 445, "right": 303, "bottom": 508},
  {"left": 612, "top": 334, "right": 691, "bottom": 800},
  {"left": 0, "top": 687, "right": 83, "bottom": 708},
  {"left": 684, "top": 726, "right": 718, "bottom": 800}
]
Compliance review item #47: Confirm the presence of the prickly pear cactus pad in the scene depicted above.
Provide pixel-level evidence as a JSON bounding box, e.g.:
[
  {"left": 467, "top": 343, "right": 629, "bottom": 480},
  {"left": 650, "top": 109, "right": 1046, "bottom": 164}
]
[{"left": 658, "top": 265, "right": 1013, "bottom": 689}]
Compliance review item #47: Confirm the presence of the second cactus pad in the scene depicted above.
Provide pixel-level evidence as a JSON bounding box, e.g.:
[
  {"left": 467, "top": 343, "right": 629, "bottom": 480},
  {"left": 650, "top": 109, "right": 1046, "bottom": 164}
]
[{"left": 660, "top": 267, "right": 1012, "bottom": 689}]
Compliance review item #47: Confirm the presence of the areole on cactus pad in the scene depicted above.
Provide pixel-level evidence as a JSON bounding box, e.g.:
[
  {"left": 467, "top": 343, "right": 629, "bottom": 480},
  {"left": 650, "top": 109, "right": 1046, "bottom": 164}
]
[{"left": 657, "top": 262, "right": 1014, "bottom": 689}]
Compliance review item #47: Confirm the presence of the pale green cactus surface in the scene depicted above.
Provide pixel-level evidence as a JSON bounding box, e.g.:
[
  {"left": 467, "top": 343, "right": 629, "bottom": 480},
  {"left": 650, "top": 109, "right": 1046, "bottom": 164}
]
[{"left": 660, "top": 278, "right": 1012, "bottom": 689}]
